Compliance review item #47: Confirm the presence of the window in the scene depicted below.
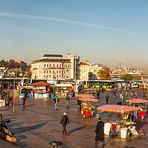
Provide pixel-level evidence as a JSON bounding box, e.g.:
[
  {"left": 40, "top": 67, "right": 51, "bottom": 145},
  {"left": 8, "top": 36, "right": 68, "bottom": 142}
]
[{"left": 44, "top": 64, "right": 46, "bottom": 67}]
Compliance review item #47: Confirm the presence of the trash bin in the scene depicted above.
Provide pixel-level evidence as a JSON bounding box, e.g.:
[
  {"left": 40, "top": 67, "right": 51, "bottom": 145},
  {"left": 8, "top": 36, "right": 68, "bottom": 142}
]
[{"left": 121, "top": 128, "right": 128, "bottom": 138}]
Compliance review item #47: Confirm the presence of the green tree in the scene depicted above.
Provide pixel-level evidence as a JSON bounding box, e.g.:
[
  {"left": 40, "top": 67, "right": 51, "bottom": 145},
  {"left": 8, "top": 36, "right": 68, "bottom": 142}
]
[
  {"left": 24, "top": 70, "right": 32, "bottom": 78},
  {"left": 121, "top": 74, "right": 134, "bottom": 81}
]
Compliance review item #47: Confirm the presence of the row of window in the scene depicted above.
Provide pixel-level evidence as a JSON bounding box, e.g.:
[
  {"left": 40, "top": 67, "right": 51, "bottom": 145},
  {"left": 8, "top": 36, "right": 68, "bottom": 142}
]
[
  {"left": 44, "top": 64, "right": 70, "bottom": 68},
  {"left": 44, "top": 75, "right": 69, "bottom": 78},
  {"left": 44, "top": 70, "right": 69, "bottom": 74}
]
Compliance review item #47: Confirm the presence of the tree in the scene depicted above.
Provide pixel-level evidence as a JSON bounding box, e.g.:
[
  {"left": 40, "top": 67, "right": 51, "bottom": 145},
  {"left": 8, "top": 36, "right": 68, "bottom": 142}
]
[
  {"left": 24, "top": 70, "right": 32, "bottom": 78},
  {"left": 121, "top": 74, "right": 134, "bottom": 81},
  {"left": 88, "top": 72, "right": 97, "bottom": 80},
  {"left": 97, "top": 67, "right": 111, "bottom": 80}
]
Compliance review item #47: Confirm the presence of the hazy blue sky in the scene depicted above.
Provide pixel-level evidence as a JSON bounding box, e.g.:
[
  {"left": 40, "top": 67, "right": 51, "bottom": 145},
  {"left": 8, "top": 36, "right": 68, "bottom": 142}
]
[{"left": 0, "top": 0, "right": 147, "bottom": 69}]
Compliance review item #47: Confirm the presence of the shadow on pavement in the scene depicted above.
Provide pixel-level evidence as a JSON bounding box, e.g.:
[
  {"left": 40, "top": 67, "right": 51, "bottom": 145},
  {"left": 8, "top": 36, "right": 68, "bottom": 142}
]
[
  {"left": 67, "top": 125, "right": 87, "bottom": 135},
  {"left": 14, "top": 122, "right": 46, "bottom": 134}
]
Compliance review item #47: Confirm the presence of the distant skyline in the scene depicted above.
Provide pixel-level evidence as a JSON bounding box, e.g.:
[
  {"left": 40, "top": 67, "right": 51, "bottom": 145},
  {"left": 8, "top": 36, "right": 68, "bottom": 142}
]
[{"left": 0, "top": 0, "right": 148, "bottom": 70}]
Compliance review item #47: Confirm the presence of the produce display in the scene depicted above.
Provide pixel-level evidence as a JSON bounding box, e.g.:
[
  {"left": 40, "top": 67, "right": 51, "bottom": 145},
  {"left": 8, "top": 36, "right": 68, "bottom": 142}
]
[{"left": 81, "top": 103, "right": 95, "bottom": 117}]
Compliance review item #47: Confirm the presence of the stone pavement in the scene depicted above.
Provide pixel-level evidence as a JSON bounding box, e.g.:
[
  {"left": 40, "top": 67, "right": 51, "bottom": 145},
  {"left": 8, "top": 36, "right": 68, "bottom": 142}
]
[{"left": 0, "top": 92, "right": 148, "bottom": 148}]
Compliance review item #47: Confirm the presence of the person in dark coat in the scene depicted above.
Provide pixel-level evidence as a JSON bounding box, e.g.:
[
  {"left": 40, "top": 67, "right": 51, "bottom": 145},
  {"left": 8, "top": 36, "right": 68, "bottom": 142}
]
[
  {"left": 60, "top": 112, "right": 70, "bottom": 135},
  {"left": 23, "top": 91, "right": 27, "bottom": 108},
  {"left": 105, "top": 94, "right": 109, "bottom": 104},
  {"left": 95, "top": 117, "right": 105, "bottom": 146}
]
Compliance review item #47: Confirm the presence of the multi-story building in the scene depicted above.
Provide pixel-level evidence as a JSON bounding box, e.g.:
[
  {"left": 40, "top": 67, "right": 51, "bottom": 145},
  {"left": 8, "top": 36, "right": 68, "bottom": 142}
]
[
  {"left": 31, "top": 54, "right": 80, "bottom": 80},
  {"left": 79, "top": 61, "right": 103, "bottom": 80},
  {"left": 66, "top": 53, "right": 80, "bottom": 80},
  {"left": 0, "top": 67, "right": 5, "bottom": 78}
]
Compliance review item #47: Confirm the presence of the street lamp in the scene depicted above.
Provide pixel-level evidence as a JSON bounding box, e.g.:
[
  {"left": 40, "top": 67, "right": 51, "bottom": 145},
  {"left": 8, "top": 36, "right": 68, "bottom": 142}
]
[
  {"left": 12, "top": 77, "right": 15, "bottom": 112},
  {"left": 53, "top": 76, "right": 57, "bottom": 110}
]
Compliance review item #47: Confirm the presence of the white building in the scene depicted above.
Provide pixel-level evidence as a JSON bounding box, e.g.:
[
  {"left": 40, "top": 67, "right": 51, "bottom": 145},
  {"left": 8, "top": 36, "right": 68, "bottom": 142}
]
[
  {"left": 31, "top": 54, "right": 80, "bottom": 80},
  {"left": 0, "top": 67, "right": 6, "bottom": 78},
  {"left": 79, "top": 61, "right": 103, "bottom": 80}
]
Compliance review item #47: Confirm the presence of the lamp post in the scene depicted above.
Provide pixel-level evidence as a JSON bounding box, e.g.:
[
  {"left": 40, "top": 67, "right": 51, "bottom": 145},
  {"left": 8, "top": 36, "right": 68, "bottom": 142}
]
[
  {"left": 12, "top": 77, "right": 15, "bottom": 112},
  {"left": 53, "top": 76, "right": 57, "bottom": 110}
]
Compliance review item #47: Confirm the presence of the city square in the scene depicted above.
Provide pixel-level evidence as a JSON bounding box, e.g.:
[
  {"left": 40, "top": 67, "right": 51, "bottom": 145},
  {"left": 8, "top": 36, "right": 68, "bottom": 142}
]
[
  {"left": 1, "top": 89, "right": 148, "bottom": 148},
  {"left": 0, "top": 1, "right": 148, "bottom": 148}
]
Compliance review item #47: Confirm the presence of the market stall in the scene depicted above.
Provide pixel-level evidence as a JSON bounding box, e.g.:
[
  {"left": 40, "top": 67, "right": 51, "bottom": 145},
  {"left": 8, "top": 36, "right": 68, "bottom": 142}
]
[
  {"left": 76, "top": 94, "right": 95, "bottom": 98},
  {"left": 97, "top": 105, "right": 140, "bottom": 114},
  {"left": 55, "top": 83, "right": 73, "bottom": 97},
  {"left": 78, "top": 97, "right": 99, "bottom": 118},
  {"left": 127, "top": 99, "right": 148, "bottom": 119},
  {"left": 31, "top": 81, "right": 50, "bottom": 99},
  {"left": 83, "top": 88, "right": 97, "bottom": 95},
  {"left": 97, "top": 105, "right": 140, "bottom": 138}
]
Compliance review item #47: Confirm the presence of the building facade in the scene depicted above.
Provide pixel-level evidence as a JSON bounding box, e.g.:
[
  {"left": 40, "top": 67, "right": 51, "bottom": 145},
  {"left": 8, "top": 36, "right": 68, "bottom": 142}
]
[
  {"left": 79, "top": 61, "right": 103, "bottom": 80},
  {"left": 31, "top": 54, "right": 80, "bottom": 80}
]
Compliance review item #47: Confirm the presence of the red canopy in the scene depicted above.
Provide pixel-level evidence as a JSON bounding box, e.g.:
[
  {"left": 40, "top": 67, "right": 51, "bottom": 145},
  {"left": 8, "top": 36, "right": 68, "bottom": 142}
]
[
  {"left": 31, "top": 81, "right": 50, "bottom": 87},
  {"left": 97, "top": 104, "right": 140, "bottom": 114},
  {"left": 127, "top": 99, "right": 148, "bottom": 104}
]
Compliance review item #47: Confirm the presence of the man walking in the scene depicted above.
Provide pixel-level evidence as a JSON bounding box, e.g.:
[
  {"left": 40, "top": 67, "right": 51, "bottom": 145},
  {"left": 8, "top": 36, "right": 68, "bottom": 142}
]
[
  {"left": 95, "top": 117, "right": 105, "bottom": 147},
  {"left": 23, "top": 91, "right": 27, "bottom": 108},
  {"left": 105, "top": 94, "right": 109, "bottom": 104},
  {"left": 60, "top": 112, "right": 70, "bottom": 135},
  {"left": 65, "top": 94, "right": 70, "bottom": 108}
]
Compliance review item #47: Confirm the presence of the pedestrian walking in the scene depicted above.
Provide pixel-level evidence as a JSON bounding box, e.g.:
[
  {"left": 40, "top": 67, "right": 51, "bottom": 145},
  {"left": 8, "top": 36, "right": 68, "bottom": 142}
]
[
  {"left": 11, "top": 97, "right": 15, "bottom": 112},
  {"left": 96, "top": 90, "right": 100, "bottom": 99},
  {"left": 23, "top": 91, "right": 27, "bottom": 108},
  {"left": 105, "top": 94, "right": 109, "bottom": 104},
  {"left": 60, "top": 112, "right": 70, "bottom": 135},
  {"left": 31, "top": 90, "right": 35, "bottom": 99},
  {"left": 95, "top": 117, "right": 105, "bottom": 147},
  {"left": 65, "top": 94, "right": 70, "bottom": 108}
]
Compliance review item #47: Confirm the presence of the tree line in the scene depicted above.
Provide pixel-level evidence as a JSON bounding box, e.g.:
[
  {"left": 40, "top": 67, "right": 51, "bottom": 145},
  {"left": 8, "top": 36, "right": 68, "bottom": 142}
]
[{"left": 0, "top": 59, "right": 28, "bottom": 71}]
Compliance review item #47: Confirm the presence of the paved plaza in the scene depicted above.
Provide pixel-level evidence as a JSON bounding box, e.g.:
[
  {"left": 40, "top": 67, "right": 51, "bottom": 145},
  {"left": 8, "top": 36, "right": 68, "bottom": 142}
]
[{"left": 0, "top": 91, "right": 148, "bottom": 148}]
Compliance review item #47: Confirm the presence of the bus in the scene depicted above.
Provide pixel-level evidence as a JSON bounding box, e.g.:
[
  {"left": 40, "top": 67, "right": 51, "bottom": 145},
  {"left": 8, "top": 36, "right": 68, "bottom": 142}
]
[{"left": 76, "top": 80, "right": 115, "bottom": 90}]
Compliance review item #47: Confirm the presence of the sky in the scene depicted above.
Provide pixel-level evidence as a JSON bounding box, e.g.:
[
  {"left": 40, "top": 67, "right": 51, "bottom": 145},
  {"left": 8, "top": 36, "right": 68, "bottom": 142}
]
[{"left": 0, "top": 0, "right": 148, "bottom": 70}]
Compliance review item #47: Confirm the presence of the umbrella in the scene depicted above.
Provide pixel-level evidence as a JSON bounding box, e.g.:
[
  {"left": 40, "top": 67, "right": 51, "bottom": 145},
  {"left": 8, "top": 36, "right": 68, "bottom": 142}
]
[
  {"left": 127, "top": 99, "right": 148, "bottom": 104},
  {"left": 31, "top": 81, "right": 50, "bottom": 87},
  {"left": 76, "top": 94, "right": 95, "bottom": 98},
  {"left": 78, "top": 97, "right": 99, "bottom": 102},
  {"left": 97, "top": 105, "right": 140, "bottom": 114},
  {"left": 84, "top": 88, "right": 97, "bottom": 91}
]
